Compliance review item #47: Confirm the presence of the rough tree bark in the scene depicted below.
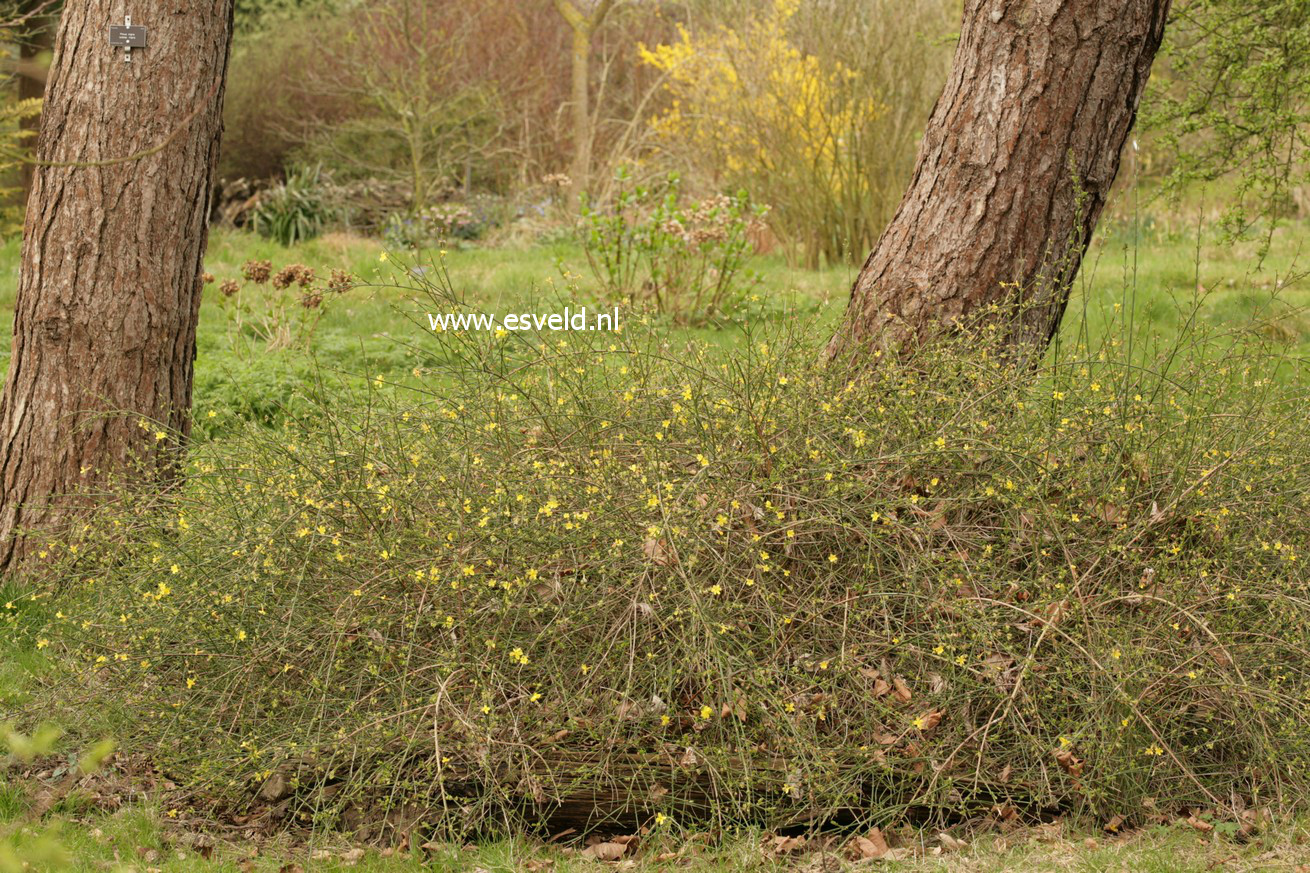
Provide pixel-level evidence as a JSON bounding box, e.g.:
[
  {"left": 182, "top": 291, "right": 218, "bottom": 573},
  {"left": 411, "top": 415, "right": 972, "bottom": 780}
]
[
  {"left": 827, "top": 0, "right": 1171, "bottom": 360},
  {"left": 0, "top": 0, "right": 236, "bottom": 569}
]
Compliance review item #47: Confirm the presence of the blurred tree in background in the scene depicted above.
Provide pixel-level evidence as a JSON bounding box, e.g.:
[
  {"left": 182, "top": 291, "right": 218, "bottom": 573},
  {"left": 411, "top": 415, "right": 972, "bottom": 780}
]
[
  {"left": 0, "top": 1, "right": 54, "bottom": 229},
  {"left": 553, "top": 0, "right": 617, "bottom": 203},
  {"left": 1, "top": 0, "right": 1304, "bottom": 260}
]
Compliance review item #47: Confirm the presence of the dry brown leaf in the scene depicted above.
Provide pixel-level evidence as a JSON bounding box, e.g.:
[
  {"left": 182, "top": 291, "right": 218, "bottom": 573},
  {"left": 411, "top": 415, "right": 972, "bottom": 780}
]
[
  {"left": 1237, "top": 808, "right": 1265, "bottom": 842},
  {"left": 847, "top": 827, "right": 890, "bottom": 860},
  {"left": 719, "top": 689, "right": 748, "bottom": 722},
  {"left": 1054, "top": 748, "right": 1084, "bottom": 778},
  {"left": 641, "top": 538, "right": 672, "bottom": 567},
  {"left": 937, "top": 832, "right": 968, "bottom": 852},
  {"left": 892, "top": 677, "right": 913, "bottom": 703},
  {"left": 1104, "top": 814, "right": 1125, "bottom": 833},
  {"left": 1186, "top": 815, "right": 1214, "bottom": 833},
  {"left": 769, "top": 835, "right": 806, "bottom": 855},
  {"left": 871, "top": 677, "right": 892, "bottom": 697},
  {"left": 918, "top": 710, "right": 943, "bottom": 732},
  {"left": 581, "top": 841, "right": 628, "bottom": 861},
  {"left": 1096, "top": 502, "right": 1125, "bottom": 524},
  {"left": 258, "top": 771, "right": 289, "bottom": 802}
]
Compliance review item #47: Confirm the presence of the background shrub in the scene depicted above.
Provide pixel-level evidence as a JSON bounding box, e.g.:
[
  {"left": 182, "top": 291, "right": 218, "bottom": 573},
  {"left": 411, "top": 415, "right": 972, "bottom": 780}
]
[
  {"left": 382, "top": 203, "right": 484, "bottom": 251},
  {"left": 641, "top": 0, "right": 955, "bottom": 267},
  {"left": 578, "top": 169, "right": 767, "bottom": 323}
]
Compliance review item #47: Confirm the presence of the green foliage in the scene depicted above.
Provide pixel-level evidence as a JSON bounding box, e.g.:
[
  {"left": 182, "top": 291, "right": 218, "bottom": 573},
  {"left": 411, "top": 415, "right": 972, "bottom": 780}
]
[
  {"left": 1146, "top": 0, "right": 1310, "bottom": 237},
  {"left": 251, "top": 166, "right": 338, "bottom": 246},
  {"left": 234, "top": 0, "right": 341, "bottom": 34},
  {"left": 578, "top": 168, "right": 766, "bottom": 324},
  {"left": 0, "top": 726, "right": 112, "bottom": 873},
  {"left": 0, "top": 97, "right": 41, "bottom": 237},
  {"left": 33, "top": 258, "right": 1310, "bottom": 838}
]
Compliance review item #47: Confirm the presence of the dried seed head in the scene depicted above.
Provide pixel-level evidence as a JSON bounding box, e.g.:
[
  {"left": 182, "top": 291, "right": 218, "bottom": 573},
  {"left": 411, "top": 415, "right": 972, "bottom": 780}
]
[
  {"left": 241, "top": 259, "right": 272, "bottom": 284},
  {"left": 327, "top": 269, "right": 354, "bottom": 295}
]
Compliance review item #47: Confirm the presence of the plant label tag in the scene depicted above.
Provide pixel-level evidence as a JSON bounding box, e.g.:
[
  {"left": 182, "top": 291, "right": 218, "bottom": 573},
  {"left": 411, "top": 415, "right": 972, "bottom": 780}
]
[{"left": 108, "top": 25, "right": 147, "bottom": 48}]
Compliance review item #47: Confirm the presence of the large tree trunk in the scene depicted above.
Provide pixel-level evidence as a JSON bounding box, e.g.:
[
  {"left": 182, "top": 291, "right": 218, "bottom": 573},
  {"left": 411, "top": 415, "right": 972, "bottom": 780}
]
[
  {"left": 827, "top": 0, "right": 1171, "bottom": 360},
  {"left": 0, "top": 0, "right": 235, "bottom": 570}
]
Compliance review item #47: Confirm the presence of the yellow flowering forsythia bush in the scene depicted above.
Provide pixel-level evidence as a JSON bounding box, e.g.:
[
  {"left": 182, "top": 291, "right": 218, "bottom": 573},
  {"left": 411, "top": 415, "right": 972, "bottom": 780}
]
[
  {"left": 25, "top": 266, "right": 1310, "bottom": 839},
  {"left": 641, "top": 0, "right": 946, "bottom": 268}
]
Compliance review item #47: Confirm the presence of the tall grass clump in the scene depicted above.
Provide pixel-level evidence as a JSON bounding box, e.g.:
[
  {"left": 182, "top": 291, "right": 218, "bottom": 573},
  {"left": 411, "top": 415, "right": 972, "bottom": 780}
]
[
  {"left": 24, "top": 260, "right": 1310, "bottom": 841},
  {"left": 250, "top": 166, "right": 339, "bottom": 247}
]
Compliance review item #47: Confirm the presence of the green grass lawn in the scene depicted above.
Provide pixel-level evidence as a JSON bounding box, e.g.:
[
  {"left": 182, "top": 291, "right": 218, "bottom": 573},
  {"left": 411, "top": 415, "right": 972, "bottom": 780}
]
[
  {"left": 0, "top": 213, "right": 1304, "bottom": 428},
  {"left": 2, "top": 212, "right": 1309, "bottom": 870}
]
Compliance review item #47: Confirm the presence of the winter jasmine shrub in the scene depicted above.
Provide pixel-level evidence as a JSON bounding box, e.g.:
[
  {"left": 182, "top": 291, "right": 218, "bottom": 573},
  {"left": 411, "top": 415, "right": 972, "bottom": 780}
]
[{"left": 26, "top": 261, "right": 1310, "bottom": 840}]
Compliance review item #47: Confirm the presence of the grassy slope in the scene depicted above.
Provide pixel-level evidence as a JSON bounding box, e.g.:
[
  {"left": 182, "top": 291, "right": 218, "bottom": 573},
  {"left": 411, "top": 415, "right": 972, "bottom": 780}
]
[{"left": 1, "top": 215, "right": 1308, "bottom": 869}]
